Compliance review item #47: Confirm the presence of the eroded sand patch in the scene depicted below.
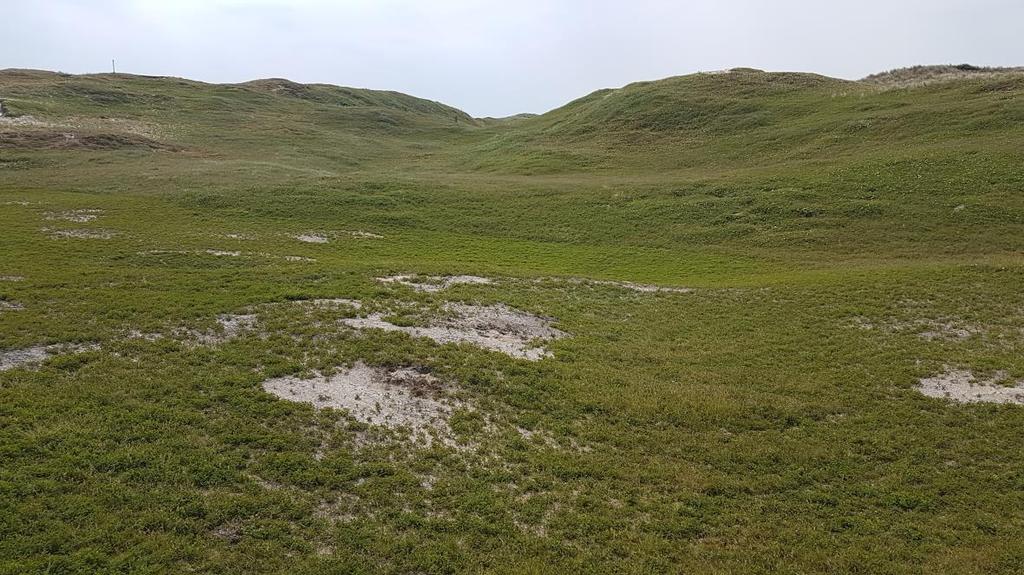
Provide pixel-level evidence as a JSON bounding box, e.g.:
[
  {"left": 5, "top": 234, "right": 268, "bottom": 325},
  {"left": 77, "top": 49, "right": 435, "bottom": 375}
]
[
  {"left": 534, "top": 276, "right": 692, "bottom": 294},
  {"left": 185, "top": 314, "right": 259, "bottom": 345},
  {"left": 0, "top": 276, "right": 24, "bottom": 282},
  {"left": 262, "top": 362, "right": 459, "bottom": 440},
  {"left": 596, "top": 280, "right": 693, "bottom": 294},
  {"left": 0, "top": 301, "right": 24, "bottom": 312},
  {"left": 204, "top": 249, "right": 242, "bottom": 257},
  {"left": 284, "top": 255, "right": 317, "bottom": 262},
  {"left": 848, "top": 316, "right": 984, "bottom": 341},
  {"left": 306, "top": 298, "right": 362, "bottom": 309},
  {"left": 344, "top": 230, "right": 384, "bottom": 239},
  {"left": 44, "top": 209, "right": 103, "bottom": 223},
  {"left": 44, "top": 228, "right": 117, "bottom": 240},
  {"left": 918, "top": 368, "right": 1024, "bottom": 405},
  {"left": 342, "top": 303, "right": 565, "bottom": 360},
  {"left": 377, "top": 274, "right": 494, "bottom": 292},
  {"left": 0, "top": 343, "right": 97, "bottom": 371},
  {"left": 294, "top": 233, "right": 329, "bottom": 244}
]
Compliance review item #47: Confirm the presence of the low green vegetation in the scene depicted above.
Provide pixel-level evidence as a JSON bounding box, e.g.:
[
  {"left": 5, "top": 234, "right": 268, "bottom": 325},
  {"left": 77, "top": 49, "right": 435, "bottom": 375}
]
[{"left": 1, "top": 66, "right": 1023, "bottom": 574}]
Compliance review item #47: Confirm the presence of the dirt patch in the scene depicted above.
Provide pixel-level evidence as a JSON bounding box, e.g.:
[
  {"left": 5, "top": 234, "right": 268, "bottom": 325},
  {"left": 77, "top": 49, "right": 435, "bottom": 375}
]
[
  {"left": 204, "top": 249, "right": 242, "bottom": 257},
  {"left": 261, "top": 362, "right": 459, "bottom": 442},
  {"left": 44, "top": 228, "right": 117, "bottom": 240},
  {"left": 0, "top": 343, "right": 97, "bottom": 372},
  {"left": 342, "top": 303, "right": 565, "bottom": 360},
  {"left": 284, "top": 255, "right": 317, "bottom": 262},
  {"left": 918, "top": 368, "right": 1024, "bottom": 405},
  {"left": 295, "top": 233, "right": 329, "bottom": 244},
  {"left": 377, "top": 274, "right": 494, "bottom": 292},
  {"left": 44, "top": 209, "right": 103, "bottom": 223},
  {"left": 0, "top": 276, "right": 24, "bottom": 282}
]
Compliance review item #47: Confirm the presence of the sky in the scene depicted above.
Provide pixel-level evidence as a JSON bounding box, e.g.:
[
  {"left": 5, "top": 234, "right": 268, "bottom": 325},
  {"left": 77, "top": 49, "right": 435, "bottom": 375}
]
[{"left": 2, "top": 0, "right": 1022, "bottom": 117}]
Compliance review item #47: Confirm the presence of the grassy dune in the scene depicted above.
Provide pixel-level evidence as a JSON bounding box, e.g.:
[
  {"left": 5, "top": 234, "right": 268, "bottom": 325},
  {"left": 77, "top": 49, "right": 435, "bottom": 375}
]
[{"left": 1, "top": 67, "right": 1023, "bottom": 574}]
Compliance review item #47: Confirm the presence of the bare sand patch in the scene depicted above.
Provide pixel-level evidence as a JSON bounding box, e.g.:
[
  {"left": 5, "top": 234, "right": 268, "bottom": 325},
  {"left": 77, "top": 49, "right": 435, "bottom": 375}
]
[
  {"left": 0, "top": 115, "right": 53, "bottom": 128},
  {"left": 126, "top": 330, "right": 165, "bottom": 342},
  {"left": 295, "top": 233, "right": 329, "bottom": 244},
  {"left": 342, "top": 303, "right": 565, "bottom": 360},
  {"left": 204, "top": 249, "right": 242, "bottom": 257},
  {"left": 344, "top": 230, "right": 384, "bottom": 239},
  {"left": 44, "top": 209, "right": 103, "bottom": 223},
  {"left": 45, "top": 228, "right": 117, "bottom": 240},
  {"left": 594, "top": 280, "right": 694, "bottom": 294},
  {"left": 306, "top": 298, "right": 362, "bottom": 309},
  {"left": 848, "top": 315, "right": 983, "bottom": 341},
  {"left": 0, "top": 343, "right": 97, "bottom": 372},
  {"left": 377, "top": 274, "right": 494, "bottom": 292},
  {"left": 0, "top": 276, "right": 24, "bottom": 282},
  {"left": 537, "top": 276, "right": 692, "bottom": 294},
  {"left": 262, "top": 362, "right": 460, "bottom": 441},
  {"left": 0, "top": 301, "right": 24, "bottom": 312},
  {"left": 187, "top": 314, "right": 259, "bottom": 345},
  {"left": 284, "top": 255, "right": 317, "bottom": 262},
  {"left": 918, "top": 368, "right": 1024, "bottom": 405}
]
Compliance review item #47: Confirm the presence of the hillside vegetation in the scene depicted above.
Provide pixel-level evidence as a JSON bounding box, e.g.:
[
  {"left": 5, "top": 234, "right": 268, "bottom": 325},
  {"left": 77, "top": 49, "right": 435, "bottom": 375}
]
[{"left": 1, "top": 66, "right": 1024, "bottom": 574}]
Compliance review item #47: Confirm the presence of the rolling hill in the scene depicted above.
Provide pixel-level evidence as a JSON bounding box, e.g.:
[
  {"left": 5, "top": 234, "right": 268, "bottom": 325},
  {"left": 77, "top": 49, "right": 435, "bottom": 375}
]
[{"left": 2, "top": 65, "right": 1024, "bottom": 574}]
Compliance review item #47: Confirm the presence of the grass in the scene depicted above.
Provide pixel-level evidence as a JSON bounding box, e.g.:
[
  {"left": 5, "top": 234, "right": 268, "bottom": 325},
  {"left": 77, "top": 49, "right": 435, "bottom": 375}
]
[{"left": 1, "top": 67, "right": 1024, "bottom": 573}]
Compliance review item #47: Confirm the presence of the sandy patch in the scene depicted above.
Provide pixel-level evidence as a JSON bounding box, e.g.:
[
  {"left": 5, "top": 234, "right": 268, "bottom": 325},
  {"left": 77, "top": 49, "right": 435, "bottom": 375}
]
[
  {"left": 136, "top": 250, "right": 191, "bottom": 256},
  {"left": 295, "top": 233, "right": 329, "bottom": 244},
  {"left": 204, "top": 249, "right": 242, "bottom": 257},
  {"left": 537, "top": 276, "right": 692, "bottom": 294},
  {"left": 44, "top": 228, "right": 117, "bottom": 240},
  {"left": 0, "top": 301, "right": 24, "bottom": 312},
  {"left": 344, "top": 230, "right": 384, "bottom": 239},
  {"left": 284, "top": 255, "right": 317, "bottom": 262},
  {"left": 593, "top": 280, "right": 693, "bottom": 294},
  {"left": 44, "top": 209, "right": 103, "bottom": 223},
  {"left": 377, "top": 274, "right": 494, "bottom": 292},
  {"left": 0, "top": 276, "right": 24, "bottom": 282},
  {"left": 262, "top": 362, "right": 459, "bottom": 441},
  {"left": 0, "top": 115, "right": 53, "bottom": 128},
  {"left": 0, "top": 343, "right": 97, "bottom": 372},
  {"left": 126, "top": 330, "right": 165, "bottom": 342},
  {"left": 224, "top": 233, "right": 255, "bottom": 240},
  {"left": 187, "top": 314, "right": 259, "bottom": 345},
  {"left": 848, "top": 316, "right": 983, "bottom": 341},
  {"left": 342, "top": 303, "right": 565, "bottom": 360},
  {"left": 306, "top": 298, "right": 362, "bottom": 309},
  {"left": 918, "top": 368, "right": 1024, "bottom": 405}
]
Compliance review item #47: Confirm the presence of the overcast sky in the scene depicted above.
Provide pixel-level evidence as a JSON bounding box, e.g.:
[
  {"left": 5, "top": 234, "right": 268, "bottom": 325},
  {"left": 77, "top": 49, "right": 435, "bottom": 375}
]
[{"left": 2, "top": 0, "right": 1022, "bottom": 117}]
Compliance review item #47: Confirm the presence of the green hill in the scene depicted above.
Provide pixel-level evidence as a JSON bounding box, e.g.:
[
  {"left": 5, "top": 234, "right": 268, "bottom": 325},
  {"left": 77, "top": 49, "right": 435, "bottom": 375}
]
[
  {"left": 458, "top": 67, "right": 1024, "bottom": 173},
  {"left": 2, "top": 66, "right": 1024, "bottom": 574},
  {"left": 0, "top": 69, "right": 477, "bottom": 166}
]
